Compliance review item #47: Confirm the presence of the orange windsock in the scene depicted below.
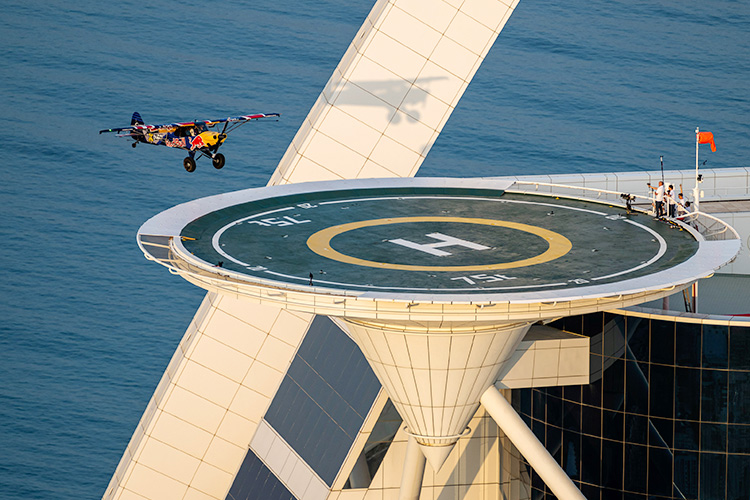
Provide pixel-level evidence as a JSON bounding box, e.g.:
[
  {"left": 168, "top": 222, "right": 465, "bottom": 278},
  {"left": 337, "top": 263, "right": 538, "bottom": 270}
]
[{"left": 698, "top": 131, "right": 716, "bottom": 152}]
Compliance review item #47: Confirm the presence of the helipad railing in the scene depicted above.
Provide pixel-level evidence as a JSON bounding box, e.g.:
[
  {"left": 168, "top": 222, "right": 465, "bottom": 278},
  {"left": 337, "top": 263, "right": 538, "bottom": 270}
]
[{"left": 508, "top": 181, "right": 740, "bottom": 242}]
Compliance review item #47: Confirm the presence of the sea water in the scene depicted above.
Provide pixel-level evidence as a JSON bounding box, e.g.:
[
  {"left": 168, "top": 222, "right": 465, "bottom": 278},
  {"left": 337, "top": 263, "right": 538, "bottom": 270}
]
[{"left": 0, "top": 0, "right": 747, "bottom": 498}]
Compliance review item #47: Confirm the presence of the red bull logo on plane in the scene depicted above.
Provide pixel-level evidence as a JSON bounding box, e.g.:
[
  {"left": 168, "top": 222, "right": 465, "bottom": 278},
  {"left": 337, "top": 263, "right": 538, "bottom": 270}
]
[{"left": 190, "top": 135, "right": 206, "bottom": 150}]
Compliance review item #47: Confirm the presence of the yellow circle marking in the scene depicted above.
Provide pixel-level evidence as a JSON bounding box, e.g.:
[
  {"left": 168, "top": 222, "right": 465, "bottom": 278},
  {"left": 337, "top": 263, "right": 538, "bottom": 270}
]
[{"left": 306, "top": 216, "right": 572, "bottom": 272}]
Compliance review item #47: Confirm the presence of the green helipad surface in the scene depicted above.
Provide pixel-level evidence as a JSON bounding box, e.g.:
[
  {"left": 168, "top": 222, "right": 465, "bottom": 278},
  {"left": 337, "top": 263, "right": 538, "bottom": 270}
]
[{"left": 178, "top": 186, "right": 698, "bottom": 294}]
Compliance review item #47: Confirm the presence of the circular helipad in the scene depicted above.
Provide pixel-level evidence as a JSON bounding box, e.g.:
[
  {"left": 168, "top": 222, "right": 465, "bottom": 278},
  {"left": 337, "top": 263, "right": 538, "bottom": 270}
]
[{"left": 156, "top": 179, "right": 702, "bottom": 296}]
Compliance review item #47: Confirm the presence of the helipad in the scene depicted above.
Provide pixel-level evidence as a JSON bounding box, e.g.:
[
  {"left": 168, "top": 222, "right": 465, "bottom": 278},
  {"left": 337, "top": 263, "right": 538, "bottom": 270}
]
[
  {"left": 179, "top": 185, "right": 697, "bottom": 295},
  {"left": 137, "top": 177, "right": 728, "bottom": 305}
]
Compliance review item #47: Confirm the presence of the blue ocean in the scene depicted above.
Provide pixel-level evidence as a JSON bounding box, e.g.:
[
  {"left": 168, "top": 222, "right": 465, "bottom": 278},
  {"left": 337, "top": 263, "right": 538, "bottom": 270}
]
[{"left": 0, "top": 0, "right": 747, "bottom": 498}]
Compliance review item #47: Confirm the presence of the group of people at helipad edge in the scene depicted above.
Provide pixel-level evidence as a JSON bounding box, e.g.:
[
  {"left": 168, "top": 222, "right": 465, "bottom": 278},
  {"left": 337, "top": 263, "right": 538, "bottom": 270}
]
[{"left": 648, "top": 180, "right": 691, "bottom": 218}]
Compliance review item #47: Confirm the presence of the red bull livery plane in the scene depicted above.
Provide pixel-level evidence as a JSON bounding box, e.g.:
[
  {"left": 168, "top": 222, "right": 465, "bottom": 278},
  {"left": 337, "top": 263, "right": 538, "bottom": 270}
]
[{"left": 99, "top": 111, "right": 280, "bottom": 172}]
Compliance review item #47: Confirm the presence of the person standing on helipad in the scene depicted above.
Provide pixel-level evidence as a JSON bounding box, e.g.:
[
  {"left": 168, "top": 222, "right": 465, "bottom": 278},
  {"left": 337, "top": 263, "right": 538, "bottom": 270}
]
[
  {"left": 676, "top": 184, "right": 691, "bottom": 218},
  {"left": 667, "top": 184, "right": 677, "bottom": 217},
  {"left": 648, "top": 181, "right": 666, "bottom": 217}
]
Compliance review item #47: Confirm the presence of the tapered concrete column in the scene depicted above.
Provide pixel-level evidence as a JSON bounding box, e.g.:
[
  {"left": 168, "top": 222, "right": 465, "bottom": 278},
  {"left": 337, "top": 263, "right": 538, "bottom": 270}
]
[
  {"left": 340, "top": 319, "right": 532, "bottom": 471},
  {"left": 398, "top": 435, "right": 427, "bottom": 500},
  {"left": 480, "top": 386, "right": 586, "bottom": 500}
]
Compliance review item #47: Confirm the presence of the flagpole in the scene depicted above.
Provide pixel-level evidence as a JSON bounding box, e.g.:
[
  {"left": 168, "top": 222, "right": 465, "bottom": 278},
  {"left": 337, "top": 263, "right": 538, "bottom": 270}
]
[{"left": 694, "top": 127, "right": 700, "bottom": 212}]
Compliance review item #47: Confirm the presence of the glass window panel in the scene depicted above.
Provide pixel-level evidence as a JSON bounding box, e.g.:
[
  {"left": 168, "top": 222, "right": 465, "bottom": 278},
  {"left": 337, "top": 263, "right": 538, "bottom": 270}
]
[
  {"left": 700, "top": 423, "right": 727, "bottom": 453},
  {"left": 591, "top": 329, "right": 604, "bottom": 357},
  {"left": 562, "top": 429, "right": 581, "bottom": 479},
  {"left": 623, "top": 443, "right": 647, "bottom": 493},
  {"left": 729, "top": 325, "right": 750, "bottom": 369},
  {"left": 622, "top": 493, "right": 646, "bottom": 500},
  {"left": 533, "top": 389, "right": 546, "bottom": 422},
  {"left": 729, "top": 371, "right": 750, "bottom": 424},
  {"left": 521, "top": 412, "right": 531, "bottom": 429},
  {"left": 547, "top": 424, "right": 562, "bottom": 464},
  {"left": 625, "top": 360, "right": 648, "bottom": 416},
  {"left": 582, "top": 312, "right": 604, "bottom": 338},
  {"left": 624, "top": 413, "right": 648, "bottom": 446},
  {"left": 702, "top": 324, "right": 728, "bottom": 369},
  {"left": 674, "top": 420, "right": 700, "bottom": 451},
  {"left": 649, "top": 364, "right": 674, "bottom": 419},
  {"left": 548, "top": 386, "right": 562, "bottom": 399},
  {"left": 637, "top": 360, "right": 648, "bottom": 384},
  {"left": 531, "top": 468, "right": 545, "bottom": 494},
  {"left": 532, "top": 416, "right": 546, "bottom": 444},
  {"left": 601, "top": 439, "right": 623, "bottom": 490},
  {"left": 581, "top": 434, "right": 601, "bottom": 485},
  {"left": 581, "top": 405, "right": 602, "bottom": 438},
  {"left": 580, "top": 483, "right": 600, "bottom": 500},
  {"left": 561, "top": 315, "right": 584, "bottom": 335},
  {"left": 226, "top": 449, "right": 296, "bottom": 500},
  {"left": 649, "top": 418, "right": 673, "bottom": 449},
  {"left": 675, "top": 367, "right": 700, "bottom": 421},
  {"left": 727, "top": 424, "right": 750, "bottom": 454},
  {"left": 563, "top": 400, "right": 581, "bottom": 431},
  {"left": 564, "top": 385, "right": 581, "bottom": 403},
  {"left": 701, "top": 369, "right": 728, "bottom": 423},
  {"left": 699, "top": 452, "right": 726, "bottom": 500},
  {"left": 650, "top": 320, "right": 675, "bottom": 366},
  {"left": 625, "top": 315, "right": 649, "bottom": 362},
  {"left": 357, "top": 399, "right": 402, "bottom": 483},
  {"left": 727, "top": 454, "right": 750, "bottom": 499},
  {"left": 601, "top": 489, "right": 624, "bottom": 500},
  {"left": 583, "top": 373, "right": 602, "bottom": 407},
  {"left": 676, "top": 322, "right": 701, "bottom": 367},
  {"left": 603, "top": 358, "right": 625, "bottom": 412},
  {"left": 603, "top": 315, "right": 628, "bottom": 360},
  {"left": 647, "top": 445, "right": 673, "bottom": 497},
  {"left": 517, "top": 388, "right": 530, "bottom": 416},
  {"left": 547, "top": 392, "right": 562, "bottom": 428},
  {"left": 674, "top": 450, "right": 699, "bottom": 498},
  {"left": 602, "top": 409, "right": 623, "bottom": 442}
]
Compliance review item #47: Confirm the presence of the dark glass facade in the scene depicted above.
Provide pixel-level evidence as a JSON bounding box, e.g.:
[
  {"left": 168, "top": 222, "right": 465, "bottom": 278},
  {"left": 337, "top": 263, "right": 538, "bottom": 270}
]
[
  {"left": 264, "top": 316, "right": 382, "bottom": 485},
  {"left": 226, "top": 449, "right": 295, "bottom": 500},
  {"left": 513, "top": 312, "right": 750, "bottom": 500}
]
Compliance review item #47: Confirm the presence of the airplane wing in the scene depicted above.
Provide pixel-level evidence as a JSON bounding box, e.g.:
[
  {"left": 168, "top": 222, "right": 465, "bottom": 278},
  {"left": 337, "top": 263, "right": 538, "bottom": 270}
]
[
  {"left": 204, "top": 113, "right": 281, "bottom": 127},
  {"left": 100, "top": 114, "right": 279, "bottom": 135},
  {"left": 100, "top": 122, "right": 188, "bottom": 135}
]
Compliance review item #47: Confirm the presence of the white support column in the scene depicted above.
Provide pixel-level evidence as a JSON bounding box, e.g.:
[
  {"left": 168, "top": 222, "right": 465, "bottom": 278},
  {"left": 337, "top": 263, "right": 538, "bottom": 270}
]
[
  {"left": 398, "top": 435, "right": 427, "bottom": 500},
  {"left": 480, "top": 386, "right": 586, "bottom": 500},
  {"left": 101, "top": 293, "right": 312, "bottom": 500}
]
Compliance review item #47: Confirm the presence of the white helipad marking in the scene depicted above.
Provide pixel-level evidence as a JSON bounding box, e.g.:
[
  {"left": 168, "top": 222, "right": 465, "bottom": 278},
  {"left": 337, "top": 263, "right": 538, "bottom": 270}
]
[{"left": 388, "top": 232, "right": 490, "bottom": 256}]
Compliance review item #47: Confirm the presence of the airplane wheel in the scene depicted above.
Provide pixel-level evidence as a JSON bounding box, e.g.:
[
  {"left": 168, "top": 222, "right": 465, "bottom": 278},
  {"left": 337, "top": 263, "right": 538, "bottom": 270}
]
[
  {"left": 212, "top": 153, "right": 225, "bottom": 170},
  {"left": 183, "top": 157, "right": 196, "bottom": 172},
  {"left": 131, "top": 142, "right": 137, "bottom": 148}
]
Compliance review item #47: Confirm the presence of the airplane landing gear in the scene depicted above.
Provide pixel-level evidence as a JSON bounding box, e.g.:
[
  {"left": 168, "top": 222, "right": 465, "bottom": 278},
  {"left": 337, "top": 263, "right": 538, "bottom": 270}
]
[
  {"left": 212, "top": 153, "right": 225, "bottom": 170},
  {"left": 132, "top": 142, "right": 137, "bottom": 148},
  {"left": 183, "top": 157, "right": 197, "bottom": 172}
]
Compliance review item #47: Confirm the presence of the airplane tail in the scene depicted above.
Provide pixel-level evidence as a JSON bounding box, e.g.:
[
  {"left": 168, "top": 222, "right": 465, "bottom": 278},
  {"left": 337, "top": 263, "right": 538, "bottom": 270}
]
[{"left": 131, "top": 112, "right": 144, "bottom": 126}]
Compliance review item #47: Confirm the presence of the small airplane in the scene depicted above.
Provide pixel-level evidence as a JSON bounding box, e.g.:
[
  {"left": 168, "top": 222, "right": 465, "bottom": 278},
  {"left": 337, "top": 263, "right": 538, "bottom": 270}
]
[{"left": 99, "top": 111, "right": 280, "bottom": 172}]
